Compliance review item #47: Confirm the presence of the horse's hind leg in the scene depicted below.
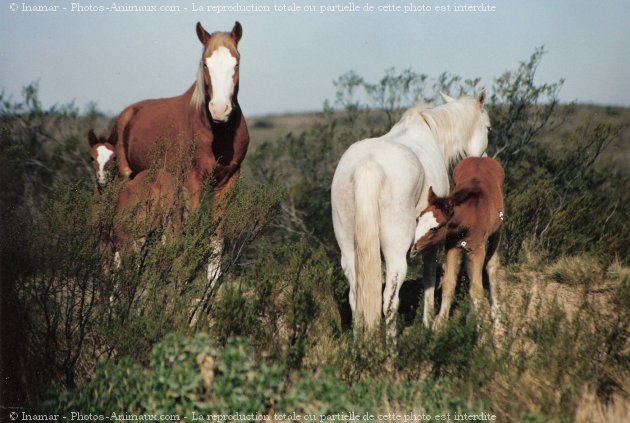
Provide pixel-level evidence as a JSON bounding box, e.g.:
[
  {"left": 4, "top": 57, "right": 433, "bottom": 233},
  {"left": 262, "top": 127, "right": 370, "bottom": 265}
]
[
  {"left": 336, "top": 222, "right": 357, "bottom": 317},
  {"left": 332, "top": 202, "right": 357, "bottom": 317},
  {"left": 467, "top": 245, "right": 491, "bottom": 322},
  {"left": 382, "top": 251, "right": 407, "bottom": 335},
  {"left": 381, "top": 211, "right": 415, "bottom": 335},
  {"left": 486, "top": 230, "right": 503, "bottom": 334},
  {"left": 422, "top": 247, "right": 438, "bottom": 327},
  {"left": 434, "top": 247, "right": 462, "bottom": 330},
  {"left": 341, "top": 250, "right": 357, "bottom": 315}
]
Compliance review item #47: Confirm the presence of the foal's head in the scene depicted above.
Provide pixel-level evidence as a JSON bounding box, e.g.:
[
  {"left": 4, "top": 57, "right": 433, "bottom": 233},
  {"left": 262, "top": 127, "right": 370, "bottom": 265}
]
[
  {"left": 412, "top": 180, "right": 484, "bottom": 254},
  {"left": 194, "top": 21, "right": 242, "bottom": 123},
  {"left": 412, "top": 187, "right": 452, "bottom": 254},
  {"left": 88, "top": 129, "right": 116, "bottom": 186}
]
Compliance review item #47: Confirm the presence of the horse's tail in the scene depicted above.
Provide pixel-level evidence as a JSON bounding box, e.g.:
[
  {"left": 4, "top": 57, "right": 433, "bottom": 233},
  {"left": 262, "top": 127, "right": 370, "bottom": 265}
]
[{"left": 353, "top": 160, "right": 384, "bottom": 331}]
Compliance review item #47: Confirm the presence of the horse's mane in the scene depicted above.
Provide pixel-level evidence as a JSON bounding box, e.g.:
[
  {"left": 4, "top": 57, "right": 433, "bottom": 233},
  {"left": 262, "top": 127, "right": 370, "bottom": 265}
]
[
  {"left": 191, "top": 33, "right": 239, "bottom": 111},
  {"left": 191, "top": 64, "right": 206, "bottom": 110},
  {"left": 403, "top": 97, "right": 482, "bottom": 167}
]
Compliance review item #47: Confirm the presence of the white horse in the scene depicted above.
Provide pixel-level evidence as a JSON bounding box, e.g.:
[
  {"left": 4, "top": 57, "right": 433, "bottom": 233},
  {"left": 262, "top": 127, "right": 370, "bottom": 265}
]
[{"left": 331, "top": 91, "right": 490, "bottom": 332}]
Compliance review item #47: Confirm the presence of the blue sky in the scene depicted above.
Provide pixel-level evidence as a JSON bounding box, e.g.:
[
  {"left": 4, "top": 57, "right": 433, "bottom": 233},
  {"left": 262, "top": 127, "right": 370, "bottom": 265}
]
[{"left": 1, "top": 0, "right": 628, "bottom": 116}]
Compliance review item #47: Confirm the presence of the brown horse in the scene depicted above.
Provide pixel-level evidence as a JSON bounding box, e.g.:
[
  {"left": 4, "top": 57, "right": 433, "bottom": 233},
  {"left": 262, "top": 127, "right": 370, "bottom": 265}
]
[
  {"left": 109, "top": 21, "right": 249, "bottom": 209},
  {"left": 412, "top": 157, "right": 504, "bottom": 328},
  {"left": 88, "top": 129, "right": 116, "bottom": 188},
  {"left": 103, "top": 22, "right": 249, "bottom": 285},
  {"left": 87, "top": 130, "right": 187, "bottom": 278}
]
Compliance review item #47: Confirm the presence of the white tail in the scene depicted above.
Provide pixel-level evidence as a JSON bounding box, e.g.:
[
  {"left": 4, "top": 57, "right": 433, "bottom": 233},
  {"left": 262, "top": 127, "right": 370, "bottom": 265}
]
[{"left": 353, "top": 161, "right": 384, "bottom": 331}]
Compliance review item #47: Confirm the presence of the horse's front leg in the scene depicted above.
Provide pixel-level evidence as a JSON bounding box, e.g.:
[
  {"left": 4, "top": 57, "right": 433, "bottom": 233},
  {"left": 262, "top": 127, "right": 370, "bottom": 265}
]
[
  {"left": 184, "top": 171, "right": 203, "bottom": 211},
  {"left": 422, "top": 246, "right": 438, "bottom": 327},
  {"left": 205, "top": 239, "right": 223, "bottom": 289},
  {"left": 206, "top": 169, "right": 240, "bottom": 287}
]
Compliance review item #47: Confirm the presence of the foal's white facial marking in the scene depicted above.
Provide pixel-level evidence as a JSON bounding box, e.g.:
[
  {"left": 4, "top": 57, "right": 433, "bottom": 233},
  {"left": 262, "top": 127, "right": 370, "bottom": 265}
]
[
  {"left": 95, "top": 145, "right": 114, "bottom": 184},
  {"left": 414, "top": 211, "right": 440, "bottom": 244},
  {"left": 205, "top": 46, "right": 237, "bottom": 122}
]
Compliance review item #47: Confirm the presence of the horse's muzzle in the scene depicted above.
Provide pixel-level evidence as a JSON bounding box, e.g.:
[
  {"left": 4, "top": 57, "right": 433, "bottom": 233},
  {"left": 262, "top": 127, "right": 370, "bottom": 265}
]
[{"left": 209, "top": 102, "right": 232, "bottom": 122}]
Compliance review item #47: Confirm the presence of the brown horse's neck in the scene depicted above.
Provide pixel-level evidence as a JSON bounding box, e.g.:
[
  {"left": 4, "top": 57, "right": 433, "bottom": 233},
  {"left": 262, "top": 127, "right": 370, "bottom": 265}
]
[
  {"left": 184, "top": 83, "right": 247, "bottom": 179},
  {"left": 210, "top": 107, "right": 244, "bottom": 166}
]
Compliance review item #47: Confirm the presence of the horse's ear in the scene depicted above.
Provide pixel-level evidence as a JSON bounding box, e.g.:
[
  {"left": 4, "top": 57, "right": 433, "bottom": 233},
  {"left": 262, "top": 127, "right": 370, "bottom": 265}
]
[
  {"left": 428, "top": 186, "right": 437, "bottom": 204},
  {"left": 196, "top": 22, "right": 210, "bottom": 45},
  {"left": 440, "top": 92, "right": 456, "bottom": 103},
  {"left": 477, "top": 89, "right": 486, "bottom": 105},
  {"left": 88, "top": 129, "right": 98, "bottom": 147},
  {"left": 231, "top": 21, "right": 243, "bottom": 44}
]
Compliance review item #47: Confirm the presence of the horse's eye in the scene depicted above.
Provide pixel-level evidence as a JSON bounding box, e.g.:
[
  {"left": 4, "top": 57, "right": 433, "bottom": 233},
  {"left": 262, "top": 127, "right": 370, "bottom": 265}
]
[{"left": 430, "top": 227, "right": 438, "bottom": 233}]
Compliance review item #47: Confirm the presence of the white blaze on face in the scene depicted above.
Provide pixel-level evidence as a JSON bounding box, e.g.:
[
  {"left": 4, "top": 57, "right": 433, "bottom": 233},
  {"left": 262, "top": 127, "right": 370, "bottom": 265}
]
[
  {"left": 96, "top": 145, "right": 114, "bottom": 184},
  {"left": 205, "top": 46, "right": 237, "bottom": 121},
  {"left": 414, "top": 211, "right": 439, "bottom": 244}
]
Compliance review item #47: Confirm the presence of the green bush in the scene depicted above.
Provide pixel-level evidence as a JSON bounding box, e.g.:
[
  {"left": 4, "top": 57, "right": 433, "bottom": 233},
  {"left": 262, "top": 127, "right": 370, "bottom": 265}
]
[
  {"left": 499, "top": 121, "right": 627, "bottom": 263},
  {"left": 46, "top": 334, "right": 492, "bottom": 420},
  {"left": 47, "top": 335, "right": 285, "bottom": 417},
  {"left": 212, "top": 238, "right": 340, "bottom": 369},
  {"left": 1, "top": 86, "right": 284, "bottom": 397}
]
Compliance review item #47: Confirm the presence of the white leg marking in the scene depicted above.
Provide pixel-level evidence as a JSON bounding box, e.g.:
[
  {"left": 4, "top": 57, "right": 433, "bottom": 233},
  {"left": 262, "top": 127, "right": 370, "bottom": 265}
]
[{"left": 207, "top": 238, "right": 224, "bottom": 289}]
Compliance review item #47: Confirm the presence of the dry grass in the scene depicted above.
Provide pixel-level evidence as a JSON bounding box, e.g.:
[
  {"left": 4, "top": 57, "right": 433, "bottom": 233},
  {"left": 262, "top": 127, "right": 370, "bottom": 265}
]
[
  {"left": 575, "top": 386, "right": 630, "bottom": 423},
  {"left": 502, "top": 255, "right": 626, "bottom": 331},
  {"left": 487, "top": 254, "right": 630, "bottom": 422}
]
